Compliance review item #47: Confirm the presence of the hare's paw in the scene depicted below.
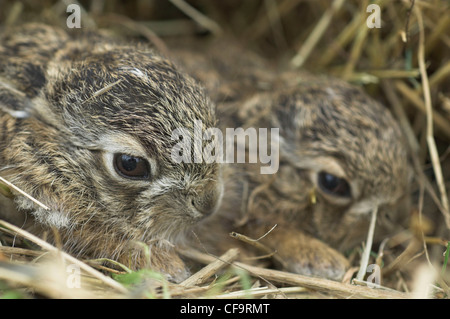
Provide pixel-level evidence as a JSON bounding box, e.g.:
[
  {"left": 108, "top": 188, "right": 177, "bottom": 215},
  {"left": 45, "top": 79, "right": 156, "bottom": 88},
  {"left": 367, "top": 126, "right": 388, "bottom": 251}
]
[
  {"left": 153, "top": 247, "right": 191, "bottom": 283},
  {"left": 146, "top": 245, "right": 191, "bottom": 283},
  {"left": 281, "top": 242, "right": 349, "bottom": 281},
  {"left": 266, "top": 228, "right": 349, "bottom": 281}
]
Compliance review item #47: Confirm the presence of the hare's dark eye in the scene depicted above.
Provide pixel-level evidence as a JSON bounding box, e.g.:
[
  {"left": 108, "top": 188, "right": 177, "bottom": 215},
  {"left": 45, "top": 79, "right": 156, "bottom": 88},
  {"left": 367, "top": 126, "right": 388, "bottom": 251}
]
[
  {"left": 113, "top": 153, "right": 150, "bottom": 180},
  {"left": 317, "top": 171, "right": 351, "bottom": 198}
]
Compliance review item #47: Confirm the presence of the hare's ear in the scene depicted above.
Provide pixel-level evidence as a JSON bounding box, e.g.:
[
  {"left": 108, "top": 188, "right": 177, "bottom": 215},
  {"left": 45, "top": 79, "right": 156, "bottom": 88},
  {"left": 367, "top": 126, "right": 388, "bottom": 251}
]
[{"left": 0, "top": 80, "right": 32, "bottom": 119}]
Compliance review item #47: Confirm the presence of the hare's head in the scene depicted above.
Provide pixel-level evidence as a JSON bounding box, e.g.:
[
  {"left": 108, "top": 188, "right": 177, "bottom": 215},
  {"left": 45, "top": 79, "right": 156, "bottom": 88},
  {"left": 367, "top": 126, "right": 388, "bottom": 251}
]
[
  {"left": 1, "top": 32, "right": 223, "bottom": 275},
  {"left": 238, "top": 78, "right": 411, "bottom": 250}
]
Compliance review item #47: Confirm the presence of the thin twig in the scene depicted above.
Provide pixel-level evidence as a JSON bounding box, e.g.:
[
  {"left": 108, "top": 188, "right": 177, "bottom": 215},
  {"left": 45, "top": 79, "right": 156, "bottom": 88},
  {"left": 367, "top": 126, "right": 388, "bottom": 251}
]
[
  {"left": 229, "top": 225, "right": 287, "bottom": 268},
  {"left": 414, "top": 5, "right": 450, "bottom": 229},
  {"left": 0, "top": 219, "right": 127, "bottom": 293},
  {"left": 290, "top": 0, "right": 345, "bottom": 68},
  {"left": 355, "top": 207, "right": 378, "bottom": 281},
  {"left": 264, "top": 0, "right": 288, "bottom": 49},
  {"left": 342, "top": 0, "right": 370, "bottom": 80},
  {"left": 383, "top": 239, "right": 423, "bottom": 276},
  {"left": 99, "top": 13, "right": 169, "bottom": 54},
  {"left": 180, "top": 248, "right": 240, "bottom": 287},
  {"left": 81, "top": 79, "right": 122, "bottom": 105},
  {"left": 317, "top": 11, "right": 362, "bottom": 67},
  {"left": 0, "top": 246, "right": 44, "bottom": 258},
  {"left": 180, "top": 248, "right": 409, "bottom": 299},
  {"left": 381, "top": 79, "right": 420, "bottom": 153},
  {"left": 168, "top": 0, "right": 222, "bottom": 36},
  {"left": 402, "top": 0, "right": 415, "bottom": 46},
  {"left": 0, "top": 176, "right": 49, "bottom": 211},
  {"left": 236, "top": 224, "right": 278, "bottom": 242},
  {"left": 212, "top": 286, "right": 307, "bottom": 299},
  {"left": 395, "top": 81, "right": 450, "bottom": 139}
]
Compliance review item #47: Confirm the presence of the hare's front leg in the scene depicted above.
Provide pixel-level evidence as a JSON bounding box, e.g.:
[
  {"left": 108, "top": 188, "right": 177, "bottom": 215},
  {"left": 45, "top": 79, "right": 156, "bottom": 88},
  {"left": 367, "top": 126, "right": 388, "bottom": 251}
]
[{"left": 260, "top": 226, "right": 349, "bottom": 281}]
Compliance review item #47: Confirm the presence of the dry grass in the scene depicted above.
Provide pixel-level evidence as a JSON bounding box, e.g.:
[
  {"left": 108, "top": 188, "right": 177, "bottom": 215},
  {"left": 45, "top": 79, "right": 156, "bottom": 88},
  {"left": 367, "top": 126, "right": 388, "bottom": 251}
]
[
  {"left": 1, "top": 0, "right": 450, "bottom": 299},
  {"left": 0, "top": 219, "right": 413, "bottom": 299}
]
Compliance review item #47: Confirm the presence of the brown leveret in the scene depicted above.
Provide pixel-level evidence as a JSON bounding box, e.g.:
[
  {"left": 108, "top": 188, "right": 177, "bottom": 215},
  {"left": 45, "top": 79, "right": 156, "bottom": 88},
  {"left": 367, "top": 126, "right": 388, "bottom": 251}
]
[
  {"left": 172, "top": 40, "right": 412, "bottom": 281},
  {"left": 0, "top": 24, "right": 223, "bottom": 282}
]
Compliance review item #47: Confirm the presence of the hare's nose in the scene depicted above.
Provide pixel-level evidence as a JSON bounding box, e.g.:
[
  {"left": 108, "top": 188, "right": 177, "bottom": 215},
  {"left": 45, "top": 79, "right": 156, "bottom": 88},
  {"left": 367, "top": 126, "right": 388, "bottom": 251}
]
[{"left": 189, "top": 187, "right": 223, "bottom": 218}]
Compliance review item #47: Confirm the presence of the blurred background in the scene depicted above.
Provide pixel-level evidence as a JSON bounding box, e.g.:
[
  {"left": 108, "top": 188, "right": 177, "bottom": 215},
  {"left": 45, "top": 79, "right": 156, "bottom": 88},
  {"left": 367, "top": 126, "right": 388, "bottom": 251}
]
[{"left": 1, "top": 1, "right": 448, "bottom": 140}]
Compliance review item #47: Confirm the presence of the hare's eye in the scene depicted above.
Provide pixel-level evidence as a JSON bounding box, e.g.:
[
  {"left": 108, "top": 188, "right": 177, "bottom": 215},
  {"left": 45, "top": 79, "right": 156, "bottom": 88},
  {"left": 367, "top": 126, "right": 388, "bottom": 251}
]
[
  {"left": 317, "top": 171, "right": 351, "bottom": 198},
  {"left": 113, "top": 153, "right": 150, "bottom": 180}
]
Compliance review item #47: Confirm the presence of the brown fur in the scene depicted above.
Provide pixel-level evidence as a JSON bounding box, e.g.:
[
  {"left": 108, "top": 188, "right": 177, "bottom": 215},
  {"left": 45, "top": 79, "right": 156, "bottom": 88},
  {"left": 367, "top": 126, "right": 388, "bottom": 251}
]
[
  {"left": 172, "top": 39, "right": 412, "bottom": 281},
  {"left": 0, "top": 24, "right": 223, "bottom": 282}
]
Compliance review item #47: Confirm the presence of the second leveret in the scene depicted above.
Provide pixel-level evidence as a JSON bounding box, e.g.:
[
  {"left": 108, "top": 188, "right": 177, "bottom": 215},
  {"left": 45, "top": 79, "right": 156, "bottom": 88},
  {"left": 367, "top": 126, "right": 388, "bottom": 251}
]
[{"left": 173, "top": 40, "right": 412, "bottom": 280}]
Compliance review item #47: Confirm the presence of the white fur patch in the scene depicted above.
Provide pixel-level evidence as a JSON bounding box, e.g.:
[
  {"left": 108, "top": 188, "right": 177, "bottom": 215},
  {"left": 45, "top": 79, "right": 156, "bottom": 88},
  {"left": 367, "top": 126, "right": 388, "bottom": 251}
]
[
  {"left": 33, "top": 207, "right": 71, "bottom": 229},
  {"left": 45, "top": 210, "right": 71, "bottom": 228},
  {"left": 129, "top": 68, "right": 146, "bottom": 78},
  {"left": 326, "top": 87, "right": 337, "bottom": 98},
  {"left": 149, "top": 175, "right": 191, "bottom": 197},
  {"left": 119, "top": 67, "right": 149, "bottom": 81},
  {"left": 0, "top": 104, "right": 30, "bottom": 119}
]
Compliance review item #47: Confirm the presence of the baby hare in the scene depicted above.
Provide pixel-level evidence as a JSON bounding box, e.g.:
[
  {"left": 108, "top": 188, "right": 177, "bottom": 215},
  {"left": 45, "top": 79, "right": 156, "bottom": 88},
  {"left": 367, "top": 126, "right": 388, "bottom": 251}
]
[
  {"left": 172, "top": 40, "right": 412, "bottom": 281},
  {"left": 0, "top": 24, "right": 223, "bottom": 282}
]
